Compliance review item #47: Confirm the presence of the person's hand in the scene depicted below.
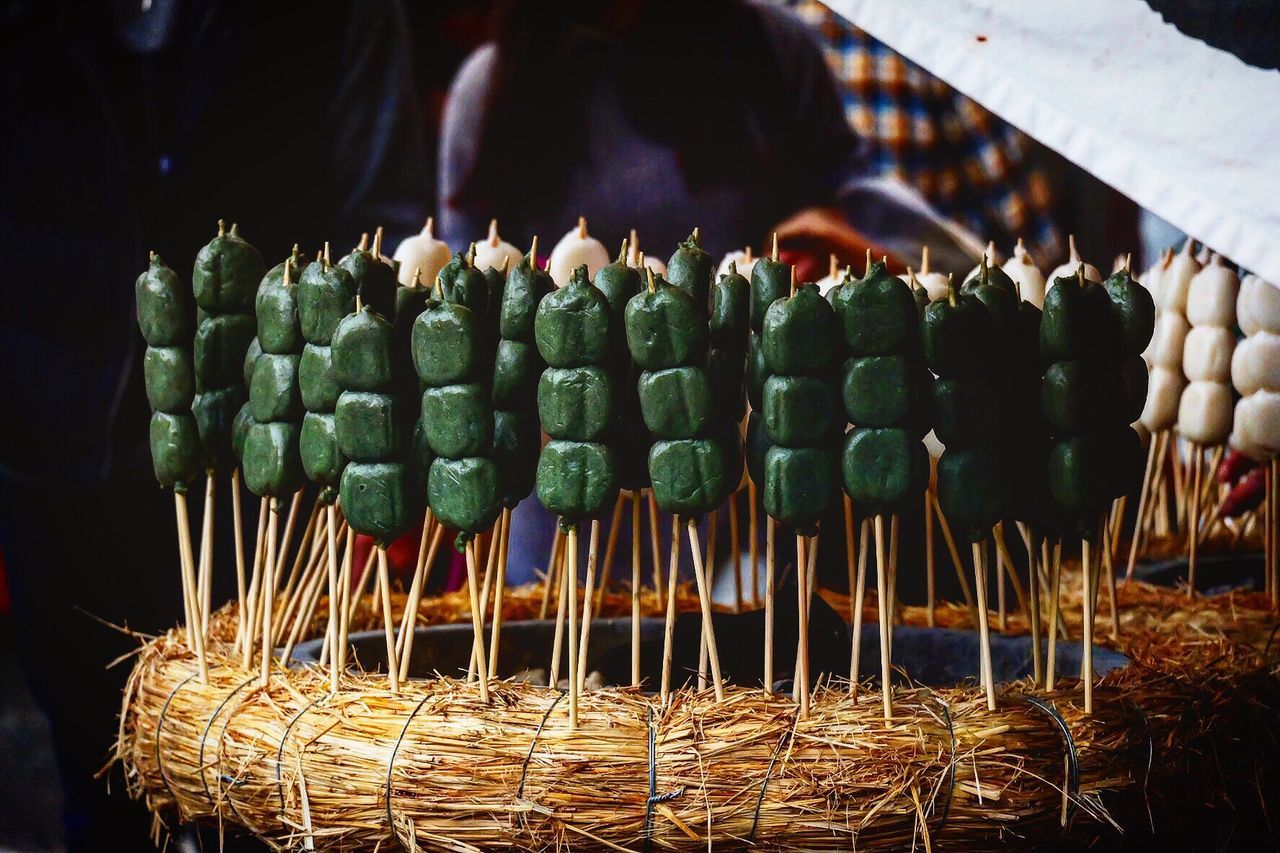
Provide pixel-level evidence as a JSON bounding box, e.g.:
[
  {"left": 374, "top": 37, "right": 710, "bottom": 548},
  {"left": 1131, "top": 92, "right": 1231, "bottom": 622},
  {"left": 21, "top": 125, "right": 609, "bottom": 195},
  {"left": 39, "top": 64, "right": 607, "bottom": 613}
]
[{"left": 768, "top": 206, "right": 903, "bottom": 282}]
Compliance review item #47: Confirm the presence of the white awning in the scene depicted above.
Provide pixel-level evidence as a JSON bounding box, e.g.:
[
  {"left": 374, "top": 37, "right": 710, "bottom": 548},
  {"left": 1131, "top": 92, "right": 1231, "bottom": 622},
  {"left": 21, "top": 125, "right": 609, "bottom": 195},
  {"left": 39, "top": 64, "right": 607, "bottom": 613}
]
[{"left": 826, "top": 0, "right": 1280, "bottom": 281}]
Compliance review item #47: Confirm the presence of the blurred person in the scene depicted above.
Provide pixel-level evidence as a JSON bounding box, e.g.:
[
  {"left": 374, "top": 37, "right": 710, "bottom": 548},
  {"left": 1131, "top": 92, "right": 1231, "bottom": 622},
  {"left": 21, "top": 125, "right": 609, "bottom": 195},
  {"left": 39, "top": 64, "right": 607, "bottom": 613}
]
[
  {"left": 436, "top": 0, "right": 982, "bottom": 592},
  {"left": 438, "top": 0, "right": 911, "bottom": 284},
  {"left": 0, "top": 1, "right": 426, "bottom": 848}
]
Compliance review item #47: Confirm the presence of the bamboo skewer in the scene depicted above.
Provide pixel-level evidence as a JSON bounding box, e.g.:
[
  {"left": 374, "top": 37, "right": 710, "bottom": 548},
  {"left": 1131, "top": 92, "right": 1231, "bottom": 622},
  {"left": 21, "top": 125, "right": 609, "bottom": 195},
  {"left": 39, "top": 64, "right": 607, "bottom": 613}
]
[
  {"left": 539, "top": 525, "right": 564, "bottom": 620},
  {"left": 1270, "top": 459, "right": 1277, "bottom": 609},
  {"left": 972, "top": 541, "right": 996, "bottom": 712},
  {"left": 729, "top": 492, "right": 743, "bottom": 612},
  {"left": 924, "top": 486, "right": 936, "bottom": 627},
  {"left": 400, "top": 523, "right": 446, "bottom": 674},
  {"left": 594, "top": 493, "right": 627, "bottom": 613},
  {"left": 567, "top": 525, "right": 580, "bottom": 726},
  {"left": 1187, "top": 443, "right": 1203, "bottom": 596},
  {"left": 1027, "top": 528, "right": 1043, "bottom": 686},
  {"left": 874, "top": 516, "right": 894, "bottom": 721},
  {"left": 660, "top": 516, "right": 680, "bottom": 705},
  {"left": 843, "top": 496, "right": 857, "bottom": 628},
  {"left": 697, "top": 510, "right": 718, "bottom": 690},
  {"left": 1046, "top": 540, "right": 1063, "bottom": 690},
  {"left": 231, "top": 470, "right": 247, "bottom": 654},
  {"left": 996, "top": 531, "right": 1008, "bottom": 631},
  {"left": 241, "top": 497, "right": 269, "bottom": 667},
  {"left": 469, "top": 515, "right": 505, "bottom": 681},
  {"left": 196, "top": 473, "right": 215, "bottom": 644},
  {"left": 930, "top": 495, "right": 978, "bottom": 612},
  {"left": 576, "top": 519, "right": 602, "bottom": 694},
  {"left": 548, "top": 533, "right": 570, "bottom": 687},
  {"left": 1126, "top": 431, "right": 1165, "bottom": 581},
  {"left": 687, "top": 521, "right": 725, "bottom": 701},
  {"left": 332, "top": 528, "right": 355, "bottom": 673},
  {"left": 273, "top": 522, "right": 329, "bottom": 647},
  {"left": 259, "top": 502, "right": 279, "bottom": 688},
  {"left": 648, "top": 490, "right": 665, "bottom": 602},
  {"left": 463, "top": 539, "right": 489, "bottom": 704},
  {"left": 396, "top": 510, "right": 437, "bottom": 664},
  {"left": 324, "top": 505, "right": 340, "bottom": 691},
  {"left": 763, "top": 516, "right": 776, "bottom": 691},
  {"left": 748, "top": 481, "right": 759, "bottom": 607},
  {"left": 174, "top": 491, "right": 208, "bottom": 684},
  {"left": 273, "top": 490, "right": 309, "bottom": 601},
  {"left": 991, "top": 525, "right": 1031, "bottom": 616},
  {"left": 374, "top": 547, "right": 400, "bottom": 694},
  {"left": 488, "top": 507, "right": 512, "bottom": 676},
  {"left": 849, "top": 518, "right": 869, "bottom": 696},
  {"left": 1081, "top": 529, "right": 1097, "bottom": 715},
  {"left": 630, "top": 494, "right": 643, "bottom": 687}
]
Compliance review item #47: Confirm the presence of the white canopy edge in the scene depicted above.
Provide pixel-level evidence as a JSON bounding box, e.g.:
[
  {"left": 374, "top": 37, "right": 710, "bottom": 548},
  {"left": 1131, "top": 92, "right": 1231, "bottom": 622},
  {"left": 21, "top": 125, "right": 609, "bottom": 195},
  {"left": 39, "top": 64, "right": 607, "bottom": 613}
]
[{"left": 825, "top": 0, "right": 1280, "bottom": 282}]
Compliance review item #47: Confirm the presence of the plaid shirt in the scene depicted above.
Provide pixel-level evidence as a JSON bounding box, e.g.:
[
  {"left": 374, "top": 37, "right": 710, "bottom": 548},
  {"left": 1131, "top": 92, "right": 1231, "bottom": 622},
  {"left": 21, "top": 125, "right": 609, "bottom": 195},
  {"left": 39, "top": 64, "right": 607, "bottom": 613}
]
[{"left": 790, "top": 0, "right": 1063, "bottom": 261}]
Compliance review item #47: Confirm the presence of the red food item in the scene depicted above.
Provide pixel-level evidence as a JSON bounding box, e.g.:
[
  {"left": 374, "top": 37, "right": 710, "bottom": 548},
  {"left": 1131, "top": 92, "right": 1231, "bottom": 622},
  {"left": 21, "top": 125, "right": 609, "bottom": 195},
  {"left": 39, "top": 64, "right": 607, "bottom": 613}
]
[
  {"left": 1217, "top": 449, "right": 1257, "bottom": 484},
  {"left": 1220, "top": 467, "right": 1266, "bottom": 517}
]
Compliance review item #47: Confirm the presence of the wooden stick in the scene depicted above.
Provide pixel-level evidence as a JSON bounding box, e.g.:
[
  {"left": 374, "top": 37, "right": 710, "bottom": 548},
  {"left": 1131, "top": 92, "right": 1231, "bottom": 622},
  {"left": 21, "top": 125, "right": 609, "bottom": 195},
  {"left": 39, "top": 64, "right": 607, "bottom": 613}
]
[
  {"left": 1109, "top": 495, "right": 1127, "bottom": 560},
  {"left": 660, "top": 515, "right": 680, "bottom": 705},
  {"left": 930, "top": 494, "right": 978, "bottom": 611},
  {"left": 1081, "top": 531, "right": 1095, "bottom": 715},
  {"left": 1101, "top": 519, "right": 1121, "bottom": 639},
  {"left": 463, "top": 539, "right": 489, "bottom": 703},
  {"left": 924, "top": 485, "right": 936, "bottom": 627},
  {"left": 843, "top": 498, "right": 857, "bottom": 632},
  {"left": 1027, "top": 527, "right": 1043, "bottom": 686},
  {"left": 972, "top": 540, "right": 996, "bottom": 712},
  {"left": 1171, "top": 434, "right": 1188, "bottom": 533},
  {"left": 240, "top": 496, "right": 269, "bottom": 665},
  {"left": 231, "top": 470, "right": 247, "bottom": 654},
  {"left": 594, "top": 492, "right": 627, "bottom": 613},
  {"left": 748, "top": 480, "right": 760, "bottom": 607},
  {"left": 630, "top": 494, "right": 643, "bottom": 687},
  {"left": 687, "top": 521, "right": 725, "bottom": 701},
  {"left": 1045, "top": 539, "right": 1062, "bottom": 690},
  {"left": 400, "top": 523, "right": 446, "bottom": 674},
  {"left": 991, "top": 524, "right": 1031, "bottom": 617},
  {"left": 197, "top": 474, "right": 215, "bottom": 643},
  {"left": 488, "top": 507, "right": 512, "bottom": 676},
  {"left": 849, "top": 518, "right": 869, "bottom": 696},
  {"left": 539, "top": 524, "right": 564, "bottom": 620},
  {"left": 648, "top": 490, "right": 665, "bottom": 602},
  {"left": 323, "top": 505, "right": 340, "bottom": 691},
  {"left": 792, "top": 536, "right": 806, "bottom": 703},
  {"left": 1126, "top": 432, "right": 1162, "bottom": 581},
  {"left": 874, "top": 516, "right": 894, "bottom": 721},
  {"left": 888, "top": 515, "right": 901, "bottom": 633},
  {"left": 274, "top": 490, "right": 310, "bottom": 600},
  {"left": 273, "top": 522, "right": 329, "bottom": 646},
  {"left": 567, "top": 525, "right": 580, "bottom": 727},
  {"left": 335, "top": 528, "right": 355, "bottom": 674},
  {"left": 174, "top": 491, "right": 208, "bottom": 683},
  {"left": 345, "top": 540, "right": 377, "bottom": 622},
  {"left": 396, "top": 510, "right": 437, "bottom": 663},
  {"left": 799, "top": 534, "right": 818, "bottom": 718},
  {"left": 996, "top": 528, "right": 1008, "bottom": 631},
  {"left": 697, "top": 509, "right": 718, "bottom": 690},
  {"left": 280, "top": 537, "right": 332, "bottom": 665},
  {"left": 576, "top": 519, "right": 601, "bottom": 693},
  {"left": 259, "top": 502, "right": 279, "bottom": 688},
  {"left": 468, "top": 514, "right": 503, "bottom": 681},
  {"left": 374, "top": 547, "right": 400, "bottom": 693},
  {"left": 1187, "top": 443, "right": 1203, "bottom": 596},
  {"left": 729, "top": 492, "right": 743, "bottom": 612},
  {"left": 548, "top": 530, "right": 570, "bottom": 687},
  {"left": 763, "top": 516, "right": 776, "bottom": 691},
  {"left": 1271, "top": 459, "right": 1278, "bottom": 610}
]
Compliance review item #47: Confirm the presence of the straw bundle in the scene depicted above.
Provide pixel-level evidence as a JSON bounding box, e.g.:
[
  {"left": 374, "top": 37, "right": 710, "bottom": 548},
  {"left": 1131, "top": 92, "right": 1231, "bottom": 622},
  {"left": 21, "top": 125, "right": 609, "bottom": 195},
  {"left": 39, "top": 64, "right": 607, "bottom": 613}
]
[{"left": 117, "top": 569, "right": 1280, "bottom": 851}]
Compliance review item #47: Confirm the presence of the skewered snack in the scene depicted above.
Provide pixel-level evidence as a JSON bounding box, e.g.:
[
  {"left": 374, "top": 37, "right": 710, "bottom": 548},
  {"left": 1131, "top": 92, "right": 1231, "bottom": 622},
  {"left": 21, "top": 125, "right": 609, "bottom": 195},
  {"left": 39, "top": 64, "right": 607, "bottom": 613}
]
[
  {"left": 335, "top": 304, "right": 421, "bottom": 542},
  {"left": 628, "top": 271, "right": 729, "bottom": 516},
  {"left": 837, "top": 258, "right": 929, "bottom": 516},
  {"left": 339, "top": 229, "right": 397, "bottom": 321},
  {"left": 708, "top": 261, "right": 751, "bottom": 422},
  {"left": 1239, "top": 273, "right": 1280, "bottom": 335},
  {"left": 298, "top": 248, "right": 357, "bottom": 503},
  {"left": 393, "top": 216, "right": 451, "bottom": 288},
  {"left": 244, "top": 257, "right": 305, "bottom": 499},
  {"left": 415, "top": 287, "right": 501, "bottom": 536},
  {"left": 762, "top": 282, "right": 840, "bottom": 531},
  {"left": 594, "top": 240, "right": 650, "bottom": 491},
  {"left": 192, "top": 222, "right": 264, "bottom": 470},
  {"left": 549, "top": 216, "right": 609, "bottom": 287},
  {"left": 139, "top": 253, "right": 201, "bottom": 491},
  {"left": 1046, "top": 235, "right": 1102, "bottom": 289},
  {"left": 473, "top": 219, "right": 521, "bottom": 273},
  {"left": 1002, "top": 239, "right": 1047, "bottom": 308},
  {"left": 491, "top": 243, "right": 554, "bottom": 506},
  {"left": 536, "top": 264, "right": 618, "bottom": 519},
  {"left": 1178, "top": 255, "right": 1237, "bottom": 447},
  {"left": 1156, "top": 239, "right": 1201, "bottom": 314}
]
